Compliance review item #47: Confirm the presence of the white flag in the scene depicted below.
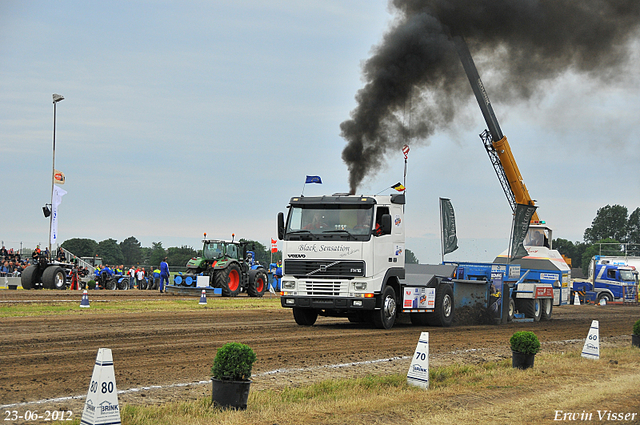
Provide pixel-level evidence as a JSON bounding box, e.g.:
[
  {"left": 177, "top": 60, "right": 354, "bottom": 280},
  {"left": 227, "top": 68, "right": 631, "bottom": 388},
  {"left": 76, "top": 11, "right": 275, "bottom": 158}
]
[{"left": 50, "top": 186, "right": 67, "bottom": 244}]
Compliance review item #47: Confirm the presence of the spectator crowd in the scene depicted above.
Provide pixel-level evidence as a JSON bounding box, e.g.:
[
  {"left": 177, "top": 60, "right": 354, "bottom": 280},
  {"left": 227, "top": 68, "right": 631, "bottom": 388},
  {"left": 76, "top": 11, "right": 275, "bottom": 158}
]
[{"left": 0, "top": 246, "right": 29, "bottom": 277}]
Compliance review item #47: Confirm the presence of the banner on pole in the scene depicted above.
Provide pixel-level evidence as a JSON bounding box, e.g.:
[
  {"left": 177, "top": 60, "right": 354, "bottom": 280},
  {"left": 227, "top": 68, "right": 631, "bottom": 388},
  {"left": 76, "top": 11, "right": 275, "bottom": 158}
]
[
  {"left": 271, "top": 238, "right": 278, "bottom": 253},
  {"left": 50, "top": 185, "right": 67, "bottom": 244},
  {"left": 510, "top": 203, "right": 537, "bottom": 261},
  {"left": 439, "top": 198, "right": 458, "bottom": 255},
  {"left": 53, "top": 169, "right": 65, "bottom": 184}
]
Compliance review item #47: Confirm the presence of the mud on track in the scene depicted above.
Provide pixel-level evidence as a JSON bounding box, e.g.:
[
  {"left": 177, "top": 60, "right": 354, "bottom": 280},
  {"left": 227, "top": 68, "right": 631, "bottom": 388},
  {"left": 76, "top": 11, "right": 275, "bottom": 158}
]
[{"left": 1, "top": 290, "right": 638, "bottom": 416}]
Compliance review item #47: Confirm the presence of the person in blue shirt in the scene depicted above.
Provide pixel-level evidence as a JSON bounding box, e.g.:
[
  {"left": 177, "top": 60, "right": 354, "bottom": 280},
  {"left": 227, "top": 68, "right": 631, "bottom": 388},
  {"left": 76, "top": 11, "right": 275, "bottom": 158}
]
[{"left": 159, "top": 257, "right": 170, "bottom": 293}]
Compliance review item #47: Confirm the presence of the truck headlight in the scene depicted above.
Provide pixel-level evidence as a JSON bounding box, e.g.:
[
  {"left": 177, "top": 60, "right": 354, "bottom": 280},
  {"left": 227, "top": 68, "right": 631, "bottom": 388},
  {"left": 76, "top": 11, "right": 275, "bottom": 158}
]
[
  {"left": 282, "top": 280, "right": 295, "bottom": 290},
  {"left": 354, "top": 282, "right": 367, "bottom": 290}
]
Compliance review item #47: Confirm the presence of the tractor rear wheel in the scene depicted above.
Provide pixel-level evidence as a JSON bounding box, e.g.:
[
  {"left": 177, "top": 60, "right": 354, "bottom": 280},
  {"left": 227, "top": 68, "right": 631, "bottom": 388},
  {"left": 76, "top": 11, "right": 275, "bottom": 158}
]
[
  {"left": 104, "top": 276, "right": 117, "bottom": 290},
  {"left": 216, "top": 264, "right": 241, "bottom": 297},
  {"left": 42, "top": 266, "right": 66, "bottom": 290},
  {"left": 248, "top": 270, "right": 267, "bottom": 297},
  {"left": 21, "top": 265, "right": 39, "bottom": 290},
  {"left": 117, "top": 277, "right": 128, "bottom": 290}
]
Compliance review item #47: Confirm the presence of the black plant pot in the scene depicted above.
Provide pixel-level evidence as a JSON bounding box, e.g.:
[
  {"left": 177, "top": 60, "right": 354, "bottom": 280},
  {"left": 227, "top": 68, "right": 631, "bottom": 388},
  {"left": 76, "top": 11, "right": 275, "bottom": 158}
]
[
  {"left": 211, "top": 378, "right": 251, "bottom": 410},
  {"left": 512, "top": 350, "right": 536, "bottom": 369},
  {"left": 632, "top": 334, "right": 640, "bottom": 348}
]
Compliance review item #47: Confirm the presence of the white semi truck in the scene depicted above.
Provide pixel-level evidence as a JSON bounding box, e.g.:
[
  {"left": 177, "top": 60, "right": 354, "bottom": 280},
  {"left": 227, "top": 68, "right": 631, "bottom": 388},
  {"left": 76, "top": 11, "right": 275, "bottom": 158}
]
[{"left": 277, "top": 193, "right": 458, "bottom": 329}]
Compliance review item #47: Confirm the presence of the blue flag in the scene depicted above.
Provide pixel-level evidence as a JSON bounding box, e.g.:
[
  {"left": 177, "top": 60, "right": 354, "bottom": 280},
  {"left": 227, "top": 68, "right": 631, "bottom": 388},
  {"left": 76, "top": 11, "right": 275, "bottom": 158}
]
[{"left": 305, "top": 175, "right": 322, "bottom": 184}]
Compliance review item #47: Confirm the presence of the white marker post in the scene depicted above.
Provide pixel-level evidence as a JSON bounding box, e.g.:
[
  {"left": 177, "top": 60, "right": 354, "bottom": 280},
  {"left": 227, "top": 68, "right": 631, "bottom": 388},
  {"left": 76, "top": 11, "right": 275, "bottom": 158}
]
[
  {"left": 81, "top": 348, "right": 121, "bottom": 425},
  {"left": 407, "top": 332, "right": 429, "bottom": 389},
  {"left": 581, "top": 320, "right": 600, "bottom": 360},
  {"left": 574, "top": 292, "right": 580, "bottom": 305}
]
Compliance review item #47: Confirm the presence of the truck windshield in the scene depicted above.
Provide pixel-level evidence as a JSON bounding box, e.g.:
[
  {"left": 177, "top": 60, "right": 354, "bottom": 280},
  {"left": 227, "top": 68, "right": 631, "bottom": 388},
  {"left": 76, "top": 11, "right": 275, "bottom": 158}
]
[
  {"left": 203, "top": 242, "right": 224, "bottom": 260},
  {"left": 285, "top": 205, "right": 373, "bottom": 240},
  {"left": 619, "top": 269, "right": 636, "bottom": 282}
]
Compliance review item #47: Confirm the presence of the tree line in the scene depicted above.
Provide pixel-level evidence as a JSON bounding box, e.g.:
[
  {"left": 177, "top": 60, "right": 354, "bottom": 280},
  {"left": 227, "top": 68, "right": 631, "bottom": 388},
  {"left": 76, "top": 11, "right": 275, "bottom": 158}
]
[
  {"left": 553, "top": 204, "right": 640, "bottom": 272},
  {"left": 61, "top": 236, "right": 281, "bottom": 269}
]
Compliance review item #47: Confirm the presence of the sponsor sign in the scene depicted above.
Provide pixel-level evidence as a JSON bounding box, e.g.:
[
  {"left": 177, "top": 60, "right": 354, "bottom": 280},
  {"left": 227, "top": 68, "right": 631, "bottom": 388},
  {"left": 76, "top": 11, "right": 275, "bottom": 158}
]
[
  {"left": 535, "top": 286, "right": 554, "bottom": 298},
  {"left": 403, "top": 287, "right": 435, "bottom": 309},
  {"left": 407, "top": 332, "right": 429, "bottom": 389}
]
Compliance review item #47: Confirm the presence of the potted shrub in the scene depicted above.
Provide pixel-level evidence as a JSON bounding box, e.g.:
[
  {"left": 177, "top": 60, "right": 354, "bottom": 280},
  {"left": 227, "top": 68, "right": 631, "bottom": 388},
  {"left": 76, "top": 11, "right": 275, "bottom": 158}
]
[
  {"left": 510, "top": 331, "right": 540, "bottom": 369},
  {"left": 87, "top": 280, "right": 96, "bottom": 290},
  {"left": 210, "top": 342, "right": 256, "bottom": 410},
  {"left": 633, "top": 319, "right": 640, "bottom": 348}
]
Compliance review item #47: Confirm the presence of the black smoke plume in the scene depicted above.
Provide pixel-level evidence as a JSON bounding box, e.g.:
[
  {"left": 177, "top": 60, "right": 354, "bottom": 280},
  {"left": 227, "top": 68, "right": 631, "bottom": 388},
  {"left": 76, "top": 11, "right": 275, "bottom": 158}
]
[{"left": 341, "top": 0, "right": 640, "bottom": 194}]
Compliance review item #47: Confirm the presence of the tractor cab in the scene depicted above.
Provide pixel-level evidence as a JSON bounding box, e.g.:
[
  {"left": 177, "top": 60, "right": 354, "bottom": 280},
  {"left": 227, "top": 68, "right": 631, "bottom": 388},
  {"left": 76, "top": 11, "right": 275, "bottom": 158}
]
[{"left": 202, "top": 240, "right": 241, "bottom": 261}]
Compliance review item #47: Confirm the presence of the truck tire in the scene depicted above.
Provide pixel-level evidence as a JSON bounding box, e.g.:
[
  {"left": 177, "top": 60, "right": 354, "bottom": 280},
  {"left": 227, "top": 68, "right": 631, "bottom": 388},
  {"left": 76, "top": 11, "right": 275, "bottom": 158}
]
[
  {"left": 293, "top": 307, "right": 318, "bottom": 326},
  {"left": 540, "top": 298, "right": 553, "bottom": 321},
  {"left": 597, "top": 292, "right": 612, "bottom": 304},
  {"left": 522, "top": 299, "right": 542, "bottom": 322},
  {"left": 42, "top": 266, "right": 66, "bottom": 290},
  {"left": 371, "top": 285, "right": 397, "bottom": 329},
  {"left": 247, "top": 270, "right": 267, "bottom": 297},
  {"left": 216, "top": 264, "right": 241, "bottom": 297},
  {"left": 507, "top": 298, "right": 516, "bottom": 322},
  {"left": 21, "top": 265, "right": 39, "bottom": 290},
  {"left": 427, "top": 284, "right": 454, "bottom": 327}
]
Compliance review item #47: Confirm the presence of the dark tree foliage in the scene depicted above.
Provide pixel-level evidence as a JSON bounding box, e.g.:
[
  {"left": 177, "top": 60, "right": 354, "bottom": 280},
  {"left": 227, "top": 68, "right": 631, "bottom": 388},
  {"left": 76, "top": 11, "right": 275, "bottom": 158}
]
[
  {"left": 553, "top": 238, "right": 587, "bottom": 270},
  {"left": 239, "top": 239, "right": 273, "bottom": 266},
  {"left": 61, "top": 238, "right": 98, "bottom": 258},
  {"left": 119, "top": 236, "right": 142, "bottom": 266},
  {"left": 627, "top": 207, "right": 640, "bottom": 246},
  {"left": 166, "top": 245, "right": 198, "bottom": 268},
  {"left": 149, "top": 242, "right": 166, "bottom": 268},
  {"left": 97, "top": 238, "right": 124, "bottom": 266},
  {"left": 583, "top": 205, "right": 628, "bottom": 244},
  {"left": 405, "top": 249, "right": 419, "bottom": 264},
  {"left": 581, "top": 238, "right": 624, "bottom": 273}
]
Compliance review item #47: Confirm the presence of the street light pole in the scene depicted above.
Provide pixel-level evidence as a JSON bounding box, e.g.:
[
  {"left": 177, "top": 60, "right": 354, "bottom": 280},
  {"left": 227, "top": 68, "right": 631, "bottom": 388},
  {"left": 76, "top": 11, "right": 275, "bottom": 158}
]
[{"left": 49, "top": 93, "right": 64, "bottom": 258}]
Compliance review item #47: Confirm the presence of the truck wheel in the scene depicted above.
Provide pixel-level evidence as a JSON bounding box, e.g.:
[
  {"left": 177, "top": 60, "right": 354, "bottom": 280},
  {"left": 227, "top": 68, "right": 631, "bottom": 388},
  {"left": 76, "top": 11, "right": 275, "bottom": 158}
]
[
  {"left": 507, "top": 298, "right": 516, "bottom": 322},
  {"left": 247, "top": 270, "right": 267, "bottom": 297},
  {"left": 293, "top": 307, "right": 318, "bottom": 326},
  {"left": 216, "top": 264, "right": 241, "bottom": 297},
  {"left": 523, "top": 299, "right": 542, "bottom": 322},
  {"left": 371, "top": 285, "right": 397, "bottom": 329},
  {"left": 540, "top": 299, "right": 553, "bottom": 321},
  {"left": 597, "top": 293, "right": 612, "bottom": 304},
  {"left": 428, "top": 284, "right": 454, "bottom": 327},
  {"left": 21, "top": 265, "right": 39, "bottom": 290},
  {"left": 42, "top": 266, "right": 66, "bottom": 290}
]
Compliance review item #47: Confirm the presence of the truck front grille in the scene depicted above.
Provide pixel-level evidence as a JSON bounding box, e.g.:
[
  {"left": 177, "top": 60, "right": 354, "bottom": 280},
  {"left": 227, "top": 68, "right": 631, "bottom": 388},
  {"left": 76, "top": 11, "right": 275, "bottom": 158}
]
[
  {"left": 284, "top": 260, "right": 365, "bottom": 279},
  {"left": 300, "top": 281, "right": 346, "bottom": 296}
]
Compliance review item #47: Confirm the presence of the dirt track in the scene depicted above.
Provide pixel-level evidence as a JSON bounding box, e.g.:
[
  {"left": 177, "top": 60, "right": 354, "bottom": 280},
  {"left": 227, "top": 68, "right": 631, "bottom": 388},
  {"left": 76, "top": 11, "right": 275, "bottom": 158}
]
[{"left": 1, "top": 290, "right": 639, "bottom": 417}]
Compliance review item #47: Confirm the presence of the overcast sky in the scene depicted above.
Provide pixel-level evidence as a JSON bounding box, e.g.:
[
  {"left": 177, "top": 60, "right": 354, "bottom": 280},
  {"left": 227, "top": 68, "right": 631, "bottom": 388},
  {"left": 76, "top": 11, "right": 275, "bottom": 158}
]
[{"left": 2, "top": 1, "right": 639, "bottom": 264}]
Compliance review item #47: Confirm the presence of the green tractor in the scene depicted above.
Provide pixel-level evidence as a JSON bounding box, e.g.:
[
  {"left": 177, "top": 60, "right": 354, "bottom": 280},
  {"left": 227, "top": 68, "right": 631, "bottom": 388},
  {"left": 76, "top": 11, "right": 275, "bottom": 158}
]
[{"left": 174, "top": 237, "right": 268, "bottom": 297}]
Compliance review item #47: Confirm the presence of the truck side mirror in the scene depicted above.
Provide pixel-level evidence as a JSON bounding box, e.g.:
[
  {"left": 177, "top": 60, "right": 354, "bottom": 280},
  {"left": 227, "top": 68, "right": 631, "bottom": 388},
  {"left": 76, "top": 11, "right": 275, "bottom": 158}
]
[
  {"left": 277, "top": 212, "right": 285, "bottom": 240},
  {"left": 380, "top": 214, "right": 392, "bottom": 235}
]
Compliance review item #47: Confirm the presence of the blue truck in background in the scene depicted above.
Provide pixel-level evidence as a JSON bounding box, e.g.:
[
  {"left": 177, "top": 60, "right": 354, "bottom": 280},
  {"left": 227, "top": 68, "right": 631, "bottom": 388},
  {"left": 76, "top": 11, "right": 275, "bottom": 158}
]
[{"left": 572, "top": 256, "right": 639, "bottom": 304}]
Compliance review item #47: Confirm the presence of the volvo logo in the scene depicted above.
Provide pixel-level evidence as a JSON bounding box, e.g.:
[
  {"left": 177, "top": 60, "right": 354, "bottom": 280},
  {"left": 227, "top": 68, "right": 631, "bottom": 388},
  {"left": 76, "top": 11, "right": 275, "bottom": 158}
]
[{"left": 288, "top": 254, "right": 306, "bottom": 258}]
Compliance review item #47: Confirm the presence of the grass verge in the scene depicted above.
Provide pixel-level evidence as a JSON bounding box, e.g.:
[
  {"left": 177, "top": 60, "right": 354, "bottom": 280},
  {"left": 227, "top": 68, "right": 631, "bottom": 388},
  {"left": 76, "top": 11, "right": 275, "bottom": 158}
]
[
  {"left": 54, "top": 346, "right": 640, "bottom": 425},
  {"left": 0, "top": 297, "right": 281, "bottom": 317}
]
